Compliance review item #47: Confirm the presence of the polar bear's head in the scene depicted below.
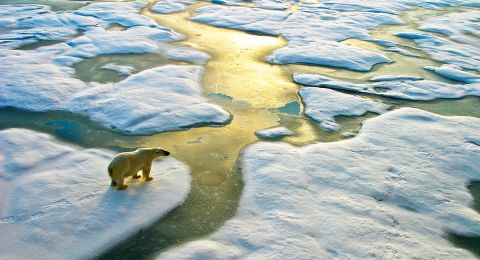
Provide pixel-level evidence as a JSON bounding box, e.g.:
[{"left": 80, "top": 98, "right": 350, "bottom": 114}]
[{"left": 138, "top": 147, "right": 170, "bottom": 159}]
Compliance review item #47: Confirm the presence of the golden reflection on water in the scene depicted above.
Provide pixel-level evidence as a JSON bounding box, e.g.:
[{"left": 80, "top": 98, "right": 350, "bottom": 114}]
[
  {"left": 143, "top": 2, "right": 298, "bottom": 108},
  {"left": 2, "top": 1, "right": 479, "bottom": 257},
  {"left": 137, "top": 97, "right": 279, "bottom": 186}
]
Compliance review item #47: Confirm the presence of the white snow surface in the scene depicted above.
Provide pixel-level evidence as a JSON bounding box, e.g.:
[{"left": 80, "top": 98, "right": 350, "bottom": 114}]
[
  {"left": 369, "top": 75, "right": 423, "bottom": 82},
  {"left": 299, "top": 87, "right": 390, "bottom": 131},
  {"left": 255, "top": 126, "right": 293, "bottom": 139},
  {"left": 0, "top": 2, "right": 210, "bottom": 64},
  {"left": 293, "top": 72, "right": 480, "bottom": 101},
  {"left": 395, "top": 31, "right": 480, "bottom": 71},
  {"left": 0, "top": 4, "right": 97, "bottom": 49},
  {"left": 425, "top": 64, "right": 480, "bottom": 84},
  {"left": 101, "top": 63, "right": 135, "bottom": 75},
  {"left": 266, "top": 40, "right": 392, "bottom": 71},
  {"left": 65, "top": 65, "right": 232, "bottom": 134},
  {"left": 0, "top": 50, "right": 88, "bottom": 111},
  {"left": 0, "top": 128, "right": 191, "bottom": 259},
  {"left": 159, "top": 108, "right": 480, "bottom": 259},
  {"left": 0, "top": 50, "right": 230, "bottom": 134},
  {"left": 418, "top": 9, "right": 480, "bottom": 48},
  {"left": 151, "top": 0, "right": 194, "bottom": 14}
]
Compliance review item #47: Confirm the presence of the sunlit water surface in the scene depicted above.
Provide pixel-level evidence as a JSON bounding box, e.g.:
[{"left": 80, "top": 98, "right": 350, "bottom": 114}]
[{"left": 0, "top": 0, "right": 479, "bottom": 258}]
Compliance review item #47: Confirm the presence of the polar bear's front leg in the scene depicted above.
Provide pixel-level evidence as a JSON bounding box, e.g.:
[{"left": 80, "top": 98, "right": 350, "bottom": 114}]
[
  {"left": 117, "top": 178, "right": 128, "bottom": 190},
  {"left": 142, "top": 162, "right": 153, "bottom": 181}
]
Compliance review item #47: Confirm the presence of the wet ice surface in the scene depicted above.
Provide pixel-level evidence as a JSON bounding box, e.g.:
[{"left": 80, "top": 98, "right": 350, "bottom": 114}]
[
  {"left": 160, "top": 108, "right": 480, "bottom": 259},
  {"left": 299, "top": 88, "right": 390, "bottom": 131},
  {"left": 255, "top": 126, "right": 294, "bottom": 139},
  {"left": 0, "top": 128, "right": 191, "bottom": 259},
  {"left": 293, "top": 73, "right": 480, "bottom": 101}
]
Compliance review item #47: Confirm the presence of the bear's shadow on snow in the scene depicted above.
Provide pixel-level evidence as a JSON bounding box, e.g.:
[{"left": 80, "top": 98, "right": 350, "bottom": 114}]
[{"left": 76, "top": 173, "right": 159, "bottom": 236}]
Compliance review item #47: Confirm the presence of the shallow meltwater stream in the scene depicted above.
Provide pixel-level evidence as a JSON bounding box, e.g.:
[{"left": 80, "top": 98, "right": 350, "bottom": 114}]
[{"left": 1, "top": 1, "right": 480, "bottom": 258}]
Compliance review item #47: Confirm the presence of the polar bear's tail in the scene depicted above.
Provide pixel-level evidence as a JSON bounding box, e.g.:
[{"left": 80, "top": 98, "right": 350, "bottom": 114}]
[{"left": 108, "top": 165, "right": 113, "bottom": 176}]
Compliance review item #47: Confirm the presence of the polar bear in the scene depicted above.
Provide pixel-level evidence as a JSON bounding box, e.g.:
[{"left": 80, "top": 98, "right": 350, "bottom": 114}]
[{"left": 108, "top": 147, "right": 170, "bottom": 190}]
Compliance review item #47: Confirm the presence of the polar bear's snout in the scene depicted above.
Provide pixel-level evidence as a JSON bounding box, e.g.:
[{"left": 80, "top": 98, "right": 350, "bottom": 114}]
[{"left": 155, "top": 148, "right": 170, "bottom": 156}]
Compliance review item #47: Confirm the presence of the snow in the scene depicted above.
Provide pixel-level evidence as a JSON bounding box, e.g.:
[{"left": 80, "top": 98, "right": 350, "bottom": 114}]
[
  {"left": 0, "top": 5, "right": 97, "bottom": 49},
  {"left": 51, "top": 26, "right": 183, "bottom": 63},
  {"left": 0, "top": 2, "right": 208, "bottom": 64},
  {"left": 418, "top": 9, "right": 480, "bottom": 47},
  {"left": 425, "top": 65, "right": 480, "bottom": 83},
  {"left": 255, "top": 126, "right": 293, "bottom": 139},
  {"left": 188, "top": 1, "right": 480, "bottom": 72},
  {"left": 72, "top": 1, "right": 158, "bottom": 28},
  {"left": 369, "top": 75, "right": 423, "bottom": 82},
  {"left": 394, "top": 31, "right": 480, "bottom": 71},
  {"left": 384, "top": 46, "right": 420, "bottom": 57},
  {"left": 0, "top": 50, "right": 88, "bottom": 111},
  {"left": 101, "top": 63, "right": 135, "bottom": 75},
  {"left": 191, "top": 5, "right": 399, "bottom": 71},
  {"left": 293, "top": 72, "right": 480, "bottom": 101},
  {"left": 151, "top": 0, "right": 194, "bottom": 14},
  {"left": 0, "top": 50, "right": 230, "bottom": 134},
  {"left": 65, "top": 65, "right": 232, "bottom": 134},
  {"left": 254, "top": 0, "right": 289, "bottom": 10},
  {"left": 266, "top": 40, "right": 392, "bottom": 71},
  {"left": 299, "top": 87, "right": 390, "bottom": 131},
  {"left": 0, "top": 2, "right": 220, "bottom": 134},
  {"left": 159, "top": 108, "right": 480, "bottom": 259},
  {"left": 0, "top": 128, "right": 191, "bottom": 259}
]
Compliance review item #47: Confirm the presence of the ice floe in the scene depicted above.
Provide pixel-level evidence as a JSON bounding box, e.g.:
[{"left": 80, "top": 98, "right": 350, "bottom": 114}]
[
  {"left": 293, "top": 72, "right": 480, "bottom": 101},
  {"left": 0, "top": 4, "right": 97, "bottom": 49},
  {"left": 0, "top": 2, "right": 220, "bottom": 134},
  {"left": 0, "top": 2, "right": 209, "bottom": 64},
  {"left": 65, "top": 65, "right": 232, "bottom": 134},
  {"left": 255, "top": 126, "right": 293, "bottom": 139},
  {"left": 101, "top": 63, "right": 135, "bottom": 75},
  {"left": 267, "top": 40, "right": 392, "bottom": 71},
  {"left": 299, "top": 87, "right": 390, "bottom": 131},
  {"left": 72, "top": 1, "right": 158, "bottom": 28},
  {"left": 384, "top": 46, "right": 420, "bottom": 57},
  {"left": 395, "top": 30, "right": 480, "bottom": 71},
  {"left": 151, "top": 0, "right": 195, "bottom": 14},
  {"left": 254, "top": 0, "right": 290, "bottom": 10},
  {"left": 368, "top": 75, "right": 423, "bottom": 82},
  {"left": 0, "top": 50, "right": 88, "bottom": 111},
  {"left": 425, "top": 64, "right": 480, "bottom": 83},
  {"left": 160, "top": 108, "right": 480, "bottom": 259},
  {"left": 418, "top": 9, "right": 480, "bottom": 47},
  {"left": 0, "top": 50, "right": 230, "bottom": 134},
  {"left": 396, "top": 9, "right": 480, "bottom": 71},
  {"left": 0, "top": 128, "right": 191, "bottom": 259}
]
